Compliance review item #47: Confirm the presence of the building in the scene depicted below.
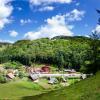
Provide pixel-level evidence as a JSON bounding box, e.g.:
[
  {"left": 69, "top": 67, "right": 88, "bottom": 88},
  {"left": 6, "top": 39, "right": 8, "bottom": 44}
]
[
  {"left": 41, "top": 66, "right": 50, "bottom": 73},
  {"left": 29, "top": 74, "right": 39, "bottom": 81},
  {"left": 26, "top": 65, "right": 50, "bottom": 74},
  {"left": 7, "top": 73, "right": 15, "bottom": 79},
  {"left": 48, "top": 77, "right": 58, "bottom": 84},
  {"left": 64, "top": 69, "right": 76, "bottom": 74},
  {"left": 26, "top": 67, "right": 41, "bottom": 73}
]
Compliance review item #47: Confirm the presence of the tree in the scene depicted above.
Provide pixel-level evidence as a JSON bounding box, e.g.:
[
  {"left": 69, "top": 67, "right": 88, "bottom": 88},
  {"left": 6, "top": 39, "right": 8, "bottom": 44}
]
[
  {"left": 0, "top": 74, "right": 7, "bottom": 83},
  {"left": 96, "top": 9, "right": 100, "bottom": 25},
  {"left": 89, "top": 31, "right": 100, "bottom": 73},
  {"left": 88, "top": 10, "right": 100, "bottom": 73},
  {"left": 55, "top": 50, "right": 65, "bottom": 70}
]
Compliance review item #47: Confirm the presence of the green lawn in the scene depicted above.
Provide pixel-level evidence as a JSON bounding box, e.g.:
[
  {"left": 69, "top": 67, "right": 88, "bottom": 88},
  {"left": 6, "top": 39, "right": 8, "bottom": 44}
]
[
  {"left": 0, "top": 72, "right": 100, "bottom": 100},
  {"left": 21, "top": 72, "right": 100, "bottom": 100},
  {"left": 0, "top": 78, "right": 80, "bottom": 99},
  {"left": 0, "top": 80, "right": 44, "bottom": 99}
]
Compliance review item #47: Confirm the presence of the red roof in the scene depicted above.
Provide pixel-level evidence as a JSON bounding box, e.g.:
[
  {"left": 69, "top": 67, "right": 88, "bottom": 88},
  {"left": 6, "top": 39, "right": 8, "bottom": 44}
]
[{"left": 41, "top": 66, "right": 50, "bottom": 72}]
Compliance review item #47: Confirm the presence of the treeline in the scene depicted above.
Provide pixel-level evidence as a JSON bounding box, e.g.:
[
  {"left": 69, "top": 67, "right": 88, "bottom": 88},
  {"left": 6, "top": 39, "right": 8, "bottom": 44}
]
[
  {"left": 0, "top": 42, "right": 11, "bottom": 47},
  {"left": 0, "top": 36, "right": 99, "bottom": 73}
]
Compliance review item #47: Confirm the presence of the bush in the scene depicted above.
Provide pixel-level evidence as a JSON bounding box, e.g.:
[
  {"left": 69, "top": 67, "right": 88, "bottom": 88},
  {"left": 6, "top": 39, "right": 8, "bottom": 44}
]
[
  {"left": 4, "top": 61, "right": 22, "bottom": 69},
  {"left": 80, "top": 65, "right": 87, "bottom": 73},
  {"left": 0, "top": 74, "right": 7, "bottom": 83},
  {"left": 18, "top": 71, "right": 25, "bottom": 79}
]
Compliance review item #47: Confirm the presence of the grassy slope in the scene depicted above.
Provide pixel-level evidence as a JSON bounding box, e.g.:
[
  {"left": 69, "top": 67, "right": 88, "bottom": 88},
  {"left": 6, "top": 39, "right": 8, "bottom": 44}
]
[
  {"left": 0, "top": 80, "right": 44, "bottom": 99},
  {"left": 22, "top": 72, "right": 100, "bottom": 100}
]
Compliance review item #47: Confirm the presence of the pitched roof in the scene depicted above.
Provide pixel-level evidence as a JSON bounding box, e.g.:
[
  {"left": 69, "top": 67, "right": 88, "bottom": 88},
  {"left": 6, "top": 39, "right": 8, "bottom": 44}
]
[{"left": 7, "top": 73, "right": 15, "bottom": 79}]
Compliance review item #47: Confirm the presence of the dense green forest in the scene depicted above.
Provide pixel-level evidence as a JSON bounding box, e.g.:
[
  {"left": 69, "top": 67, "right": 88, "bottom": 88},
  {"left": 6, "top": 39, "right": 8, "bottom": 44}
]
[{"left": 0, "top": 36, "right": 100, "bottom": 74}]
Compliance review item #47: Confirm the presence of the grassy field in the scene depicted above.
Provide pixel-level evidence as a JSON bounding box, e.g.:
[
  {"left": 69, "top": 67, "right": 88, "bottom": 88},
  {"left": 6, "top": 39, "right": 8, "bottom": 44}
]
[
  {"left": 0, "top": 78, "right": 81, "bottom": 99},
  {"left": 0, "top": 63, "right": 81, "bottom": 100},
  {"left": 0, "top": 80, "right": 45, "bottom": 99},
  {"left": 21, "top": 72, "right": 100, "bottom": 100}
]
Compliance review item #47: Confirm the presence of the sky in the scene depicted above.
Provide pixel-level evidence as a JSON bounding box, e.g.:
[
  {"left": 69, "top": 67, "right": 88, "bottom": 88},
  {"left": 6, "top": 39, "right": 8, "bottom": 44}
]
[{"left": 0, "top": 0, "right": 100, "bottom": 43}]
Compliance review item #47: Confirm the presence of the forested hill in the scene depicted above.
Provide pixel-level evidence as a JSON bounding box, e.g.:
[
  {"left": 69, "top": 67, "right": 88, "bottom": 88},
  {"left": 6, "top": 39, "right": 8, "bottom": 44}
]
[
  {"left": 0, "top": 42, "right": 11, "bottom": 47},
  {"left": 0, "top": 36, "right": 100, "bottom": 73},
  {"left": 14, "top": 36, "right": 91, "bottom": 45},
  {"left": 52, "top": 35, "right": 91, "bottom": 40}
]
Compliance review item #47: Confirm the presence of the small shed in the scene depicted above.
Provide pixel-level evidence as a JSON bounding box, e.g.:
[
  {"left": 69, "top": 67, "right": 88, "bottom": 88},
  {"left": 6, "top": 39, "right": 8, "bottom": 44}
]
[
  {"left": 7, "top": 73, "right": 15, "bottom": 79},
  {"left": 41, "top": 66, "right": 50, "bottom": 73},
  {"left": 48, "top": 77, "right": 58, "bottom": 84},
  {"left": 64, "top": 69, "right": 76, "bottom": 74},
  {"left": 71, "top": 69, "right": 76, "bottom": 73},
  {"left": 29, "top": 74, "right": 39, "bottom": 81},
  {"left": 26, "top": 67, "right": 41, "bottom": 74},
  {"left": 81, "top": 74, "right": 87, "bottom": 79}
]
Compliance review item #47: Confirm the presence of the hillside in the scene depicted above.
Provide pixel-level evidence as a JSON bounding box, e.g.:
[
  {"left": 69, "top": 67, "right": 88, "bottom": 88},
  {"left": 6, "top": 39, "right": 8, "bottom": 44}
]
[
  {"left": 0, "top": 42, "right": 11, "bottom": 46},
  {"left": 0, "top": 36, "right": 99, "bottom": 73},
  {"left": 22, "top": 72, "right": 100, "bottom": 100},
  {"left": 0, "top": 42, "right": 12, "bottom": 52},
  {"left": 52, "top": 36, "right": 91, "bottom": 41}
]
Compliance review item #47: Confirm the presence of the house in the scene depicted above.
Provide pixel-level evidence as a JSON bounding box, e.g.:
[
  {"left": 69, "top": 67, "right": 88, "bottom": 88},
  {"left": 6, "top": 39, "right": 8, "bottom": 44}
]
[
  {"left": 81, "top": 74, "right": 87, "bottom": 79},
  {"left": 26, "top": 65, "right": 50, "bottom": 74},
  {"left": 7, "top": 69, "right": 14, "bottom": 74},
  {"left": 14, "top": 69, "right": 19, "bottom": 76},
  {"left": 71, "top": 69, "right": 76, "bottom": 73},
  {"left": 29, "top": 74, "right": 39, "bottom": 81},
  {"left": 48, "top": 77, "right": 58, "bottom": 84},
  {"left": 26, "top": 67, "right": 34, "bottom": 73},
  {"left": 41, "top": 66, "right": 50, "bottom": 73},
  {"left": 7, "top": 73, "right": 15, "bottom": 79},
  {"left": 26, "top": 67, "right": 41, "bottom": 74},
  {"left": 64, "top": 69, "right": 76, "bottom": 74},
  {"left": 7, "top": 69, "right": 19, "bottom": 76},
  {"left": 33, "top": 68, "right": 41, "bottom": 73}
]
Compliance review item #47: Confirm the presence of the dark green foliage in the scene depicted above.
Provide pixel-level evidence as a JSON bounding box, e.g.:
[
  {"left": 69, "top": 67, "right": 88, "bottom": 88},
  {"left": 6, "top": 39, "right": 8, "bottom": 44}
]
[
  {"left": 0, "top": 42, "right": 11, "bottom": 47},
  {"left": 0, "top": 36, "right": 99, "bottom": 73},
  {"left": 0, "top": 74, "right": 7, "bottom": 83},
  {"left": 52, "top": 35, "right": 91, "bottom": 41},
  {"left": 4, "top": 61, "right": 22, "bottom": 69},
  {"left": 54, "top": 50, "right": 65, "bottom": 70},
  {"left": 88, "top": 31, "right": 100, "bottom": 73},
  {"left": 18, "top": 71, "right": 25, "bottom": 79}
]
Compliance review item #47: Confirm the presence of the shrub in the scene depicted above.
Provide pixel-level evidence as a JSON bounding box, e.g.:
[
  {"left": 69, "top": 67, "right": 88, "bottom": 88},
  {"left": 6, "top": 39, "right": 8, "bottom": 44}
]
[
  {"left": 18, "top": 71, "right": 25, "bottom": 79},
  {"left": 4, "top": 61, "right": 22, "bottom": 69},
  {"left": 0, "top": 74, "right": 7, "bottom": 83}
]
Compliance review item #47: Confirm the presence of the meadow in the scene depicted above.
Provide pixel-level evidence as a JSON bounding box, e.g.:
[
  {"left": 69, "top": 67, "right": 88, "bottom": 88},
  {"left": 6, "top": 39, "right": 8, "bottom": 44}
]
[{"left": 22, "top": 72, "right": 100, "bottom": 100}]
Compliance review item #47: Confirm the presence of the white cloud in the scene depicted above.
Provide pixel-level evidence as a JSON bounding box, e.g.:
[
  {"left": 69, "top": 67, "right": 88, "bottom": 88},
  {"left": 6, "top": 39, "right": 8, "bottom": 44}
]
[
  {"left": 17, "top": 7, "right": 22, "bottom": 11},
  {"left": 24, "top": 9, "right": 85, "bottom": 40},
  {"left": 0, "top": 0, "right": 13, "bottom": 30},
  {"left": 85, "top": 35, "right": 90, "bottom": 38},
  {"left": 30, "top": 0, "right": 72, "bottom": 12},
  {"left": 0, "top": 39, "right": 14, "bottom": 43},
  {"left": 95, "top": 25, "right": 100, "bottom": 33},
  {"left": 30, "top": 0, "right": 72, "bottom": 5},
  {"left": 92, "top": 25, "right": 100, "bottom": 39},
  {"left": 9, "top": 30, "right": 18, "bottom": 37},
  {"left": 24, "top": 14, "right": 74, "bottom": 40},
  {"left": 66, "top": 9, "right": 85, "bottom": 21},
  {"left": 20, "top": 19, "right": 32, "bottom": 25},
  {"left": 76, "top": 3, "right": 80, "bottom": 6},
  {"left": 39, "top": 6, "right": 54, "bottom": 11}
]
